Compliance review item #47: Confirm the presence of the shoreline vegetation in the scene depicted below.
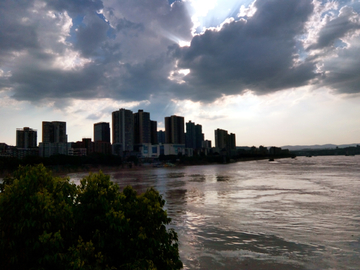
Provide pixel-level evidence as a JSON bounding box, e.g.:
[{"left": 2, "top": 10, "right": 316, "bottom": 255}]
[
  {"left": 0, "top": 164, "right": 183, "bottom": 269},
  {"left": 3, "top": 144, "right": 358, "bottom": 177},
  {"left": 0, "top": 153, "right": 295, "bottom": 178}
]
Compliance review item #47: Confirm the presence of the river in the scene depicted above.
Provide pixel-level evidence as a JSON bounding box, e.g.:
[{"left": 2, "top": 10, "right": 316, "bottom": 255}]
[{"left": 68, "top": 156, "right": 360, "bottom": 270}]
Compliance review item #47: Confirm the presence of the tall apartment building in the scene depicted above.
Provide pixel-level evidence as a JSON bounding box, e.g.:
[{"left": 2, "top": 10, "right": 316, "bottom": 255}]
[
  {"left": 112, "top": 108, "right": 134, "bottom": 152},
  {"left": 40, "top": 121, "right": 68, "bottom": 157},
  {"left": 92, "top": 122, "right": 111, "bottom": 155},
  {"left": 42, "top": 121, "right": 67, "bottom": 143},
  {"left": 150, "top": 120, "right": 158, "bottom": 145},
  {"left": 186, "top": 121, "right": 204, "bottom": 149},
  {"left": 229, "top": 133, "right": 236, "bottom": 150},
  {"left": 134, "top": 110, "right": 151, "bottom": 144},
  {"left": 165, "top": 115, "right": 185, "bottom": 144},
  {"left": 195, "top": 124, "right": 204, "bottom": 149},
  {"left": 16, "top": 127, "right": 37, "bottom": 148},
  {"left": 214, "top": 128, "right": 228, "bottom": 149},
  {"left": 94, "top": 122, "right": 110, "bottom": 142},
  {"left": 202, "top": 140, "right": 212, "bottom": 149},
  {"left": 185, "top": 121, "right": 196, "bottom": 149},
  {"left": 157, "top": 130, "right": 165, "bottom": 144},
  {"left": 215, "top": 128, "right": 236, "bottom": 151}
]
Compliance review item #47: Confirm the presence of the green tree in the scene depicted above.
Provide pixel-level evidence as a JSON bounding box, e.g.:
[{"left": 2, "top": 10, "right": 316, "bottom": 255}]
[
  {"left": 0, "top": 164, "right": 182, "bottom": 270},
  {"left": 0, "top": 164, "right": 77, "bottom": 269}
]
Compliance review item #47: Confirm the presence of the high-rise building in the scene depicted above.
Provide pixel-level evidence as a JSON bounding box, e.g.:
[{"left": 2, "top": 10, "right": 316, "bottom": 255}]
[
  {"left": 195, "top": 124, "right": 204, "bottom": 149},
  {"left": 94, "top": 122, "right": 110, "bottom": 143},
  {"left": 185, "top": 121, "right": 195, "bottom": 149},
  {"left": 229, "top": 133, "right": 236, "bottom": 150},
  {"left": 202, "top": 140, "right": 212, "bottom": 149},
  {"left": 42, "top": 121, "right": 67, "bottom": 143},
  {"left": 165, "top": 115, "right": 185, "bottom": 144},
  {"left": 150, "top": 120, "right": 158, "bottom": 144},
  {"left": 134, "top": 110, "right": 151, "bottom": 144},
  {"left": 186, "top": 121, "right": 204, "bottom": 150},
  {"left": 215, "top": 128, "right": 228, "bottom": 149},
  {"left": 157, "top": 130, "right": 165, "bottom": 144},
  {"left": 40, "top": 121, "right": 68, "bottom": 157},
  {"left": 112, "top": 108, "right": 134, "bottom": 151},
  {"left": 16, "top": 127, "right": 37, "bottom": 148},
  {"left": 215, "top": 129, "right": 236, "bottom": 151}
]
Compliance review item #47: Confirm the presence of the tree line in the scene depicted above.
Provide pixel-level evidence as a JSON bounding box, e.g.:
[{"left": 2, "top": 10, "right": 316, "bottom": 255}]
[{"left": 0, "top": 164, "right": 183, "bottom": 269}]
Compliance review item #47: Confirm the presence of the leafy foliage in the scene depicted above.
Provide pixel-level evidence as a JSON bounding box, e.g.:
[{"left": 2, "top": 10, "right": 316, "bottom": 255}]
[
  {"left": 0, "top": 154, "right": 123, "bottom": 175},
  {"left": 0, "top": 164, "right": 182, "bottom": 270}
]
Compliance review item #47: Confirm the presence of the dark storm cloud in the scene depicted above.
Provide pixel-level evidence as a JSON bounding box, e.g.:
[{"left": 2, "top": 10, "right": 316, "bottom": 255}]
[
  {"left": 171, "top": 0, "right": 317, "bottom": 101},
  {"left": 320, "top": 39, "right": 360, "bottom": 94},
  {"left": 161, "top": 0, "right": 193, "bottom": 41},
  {"left": 0, "top": 0, "right": 38, "bottom": 53},
  {"left": 2, "top": 0, "right": 360, "bottom": 109},
  {"left": 0, "top": 0, "right": 107, "bottom": 103},
  {"left": 115, "top": 19, "right": 144, "bottom": 33},
  {"left": 0, "top": 0, "right": 193, "bottom": 107},
  {"left": 307, "top": 5, "right": 360, "bottom": 95},
  {"left": 0, "top": 0, "right": 102, "bottom": 55},
  {"left": 106, "top": 55, "right": 176, "bottom": 101},
  {"left": 0, "top": 22, "right": 38, "bottom": 53},
  {"left": 247, "top": 0, "right": 313, "bottom": 37},
  {"left": 106, "top": 0, "right": 193, "bottom": 42},
  {"left": 308, "top": 6, "right": 360, "bottom": 50},
  {"left": 75, "top": 13, "right": 110, "bottom": 57},
  {"left": 10, "top": 62, "right": 105, "bottom": 101},
  {"left": 46, "top": 0, "right": 103, "bottom": 16}
]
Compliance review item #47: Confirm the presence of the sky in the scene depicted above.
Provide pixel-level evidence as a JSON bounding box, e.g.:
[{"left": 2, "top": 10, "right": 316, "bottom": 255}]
[{"left": 1, "top": 0, "right": 360, "bottom": 147}]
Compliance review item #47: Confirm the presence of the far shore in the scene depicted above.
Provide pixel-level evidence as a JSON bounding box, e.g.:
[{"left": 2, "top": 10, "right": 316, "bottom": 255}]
[
  {"left": 54, "top": 157, "right": 274, "bottom": 175},
  {"left": 52, "top": 156, "right": 287, "bottom": 177},
  {"left": 0, "top": 156, "right": 294, "bottom": 179}
]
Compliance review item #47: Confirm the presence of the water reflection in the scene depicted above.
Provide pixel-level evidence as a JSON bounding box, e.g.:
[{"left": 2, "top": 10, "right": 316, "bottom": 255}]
[
  {"left": 189, "top": 174, "right": 206, "bottom": 183},
  {"left": 166, "top": 172, "right": 186, "bottom": 179},
  {"left": 166, "top": 188, "right": 187, "bottom": 217},
  {"left": 216, "top": 175, "right": 231, "bottom": 182},
  {"left": 66, "top": 156, "right": 360, "bottom": 269}
]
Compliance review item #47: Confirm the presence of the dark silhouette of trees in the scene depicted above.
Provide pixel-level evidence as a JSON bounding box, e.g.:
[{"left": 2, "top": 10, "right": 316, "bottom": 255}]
[{"left": 0, "top": 164, "right": 182, "bottom": 270}]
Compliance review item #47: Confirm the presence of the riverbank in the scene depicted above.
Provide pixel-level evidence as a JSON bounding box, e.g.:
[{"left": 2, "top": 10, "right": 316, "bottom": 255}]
[
  {"left": 55, "top": 157, "right": 294, "bottom": 177},
  {"left": 0, "top": 155, "right": 293, "bottom": 179}
]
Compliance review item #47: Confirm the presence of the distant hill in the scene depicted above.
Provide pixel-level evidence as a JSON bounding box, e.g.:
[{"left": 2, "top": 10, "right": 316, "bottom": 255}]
[{"left": 281, "top": 143, "right": 360, "bottom": 151}]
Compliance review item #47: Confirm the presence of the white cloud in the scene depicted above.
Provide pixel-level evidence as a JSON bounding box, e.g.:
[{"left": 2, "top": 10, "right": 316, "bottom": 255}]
[
  {"left": 1, "top": 0, "right": 360, "bottom": 147},
  {"left": 52, "top": 49, "right": 92, "bottom": 70}
]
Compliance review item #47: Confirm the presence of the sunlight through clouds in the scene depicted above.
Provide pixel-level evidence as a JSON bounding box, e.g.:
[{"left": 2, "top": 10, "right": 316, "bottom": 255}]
[
  {"left": 188, "top": 0, "right": 253, "bottom": 34},
  {"left": 52, "top": 49, "right": 92, "bottom": 70},
  {"left": 1, "top": 0, "right": 360, "bottom": 146}
]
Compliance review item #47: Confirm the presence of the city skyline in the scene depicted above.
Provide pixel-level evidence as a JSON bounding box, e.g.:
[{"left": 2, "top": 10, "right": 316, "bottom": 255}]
[
  {"left": 6, "top": 108, "right": 236, "bottom": 151},
  {"left": 1, "top": 0, "right": 360, "bottom": 147}
]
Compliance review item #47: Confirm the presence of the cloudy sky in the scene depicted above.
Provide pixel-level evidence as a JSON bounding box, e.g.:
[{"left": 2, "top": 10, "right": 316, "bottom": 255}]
[{"left": 1, "top": 0, "right": 360, "bottom": 147}]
